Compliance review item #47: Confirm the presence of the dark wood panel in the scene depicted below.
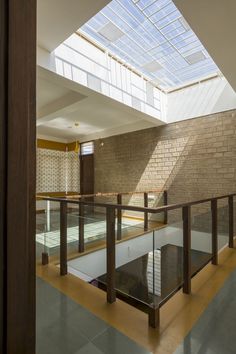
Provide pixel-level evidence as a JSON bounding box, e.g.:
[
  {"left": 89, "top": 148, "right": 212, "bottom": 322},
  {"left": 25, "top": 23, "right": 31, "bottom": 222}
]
[
  {"left": 0, "top": 0, "right": 7, "bottom": 351},
  {"left": 183, "top": 205, "right": 191, "bottom": 294},
  {"left": 80, "top": 154, "right": 94, "bottom": 195},
  {"left": 144, "top": 192, "right": 148, "bottom": 231},
  {"left": 211, "top": 199, "right": 218, "bottom": 265},
  {"left": 4, "top": 0, "right": 36, "bottom": 353},
  {"left": 106, "top": 207, "right": 116, "bottom": 303},
  {"left": 60, "top": 202, "right": 68, "bottom": 276}
]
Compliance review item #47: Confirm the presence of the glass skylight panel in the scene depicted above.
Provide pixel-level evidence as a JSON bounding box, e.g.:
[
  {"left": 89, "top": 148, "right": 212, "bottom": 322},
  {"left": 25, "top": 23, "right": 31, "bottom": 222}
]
[
  {"left": 80, "top": 0, "right": 219, "bottom": 89},
  {"left": 137, "top": 0, "right": 157, "bottom": 10}
]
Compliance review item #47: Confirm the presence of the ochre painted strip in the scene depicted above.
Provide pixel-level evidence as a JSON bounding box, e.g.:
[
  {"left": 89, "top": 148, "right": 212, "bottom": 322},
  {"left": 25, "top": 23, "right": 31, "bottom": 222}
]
[
  {"left": 37, "top": 139, "right": 78, "bottom": 152},
  {"left": 67, "top": 141, "right": 77, "bottom": 152},
  {"left": 37, "top": 139, "right": 67, "bottom": 151}
]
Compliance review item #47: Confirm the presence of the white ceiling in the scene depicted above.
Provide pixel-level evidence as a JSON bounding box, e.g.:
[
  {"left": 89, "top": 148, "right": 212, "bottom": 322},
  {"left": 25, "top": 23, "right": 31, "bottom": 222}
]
[
  {"left": 37, "top": 68, "right": 161, "bottom": 142},
  {"left": 37, "top": 0, "right": 162, "bottom": 141},
  {"left": 37, "top": 78, "right": 71, "bottom": 111},
  {"left": 37, "top": 0, "right": 111, "bottom": 51},
  {"left": 173, "top": 0, "right": 236, "bottom": 92}
]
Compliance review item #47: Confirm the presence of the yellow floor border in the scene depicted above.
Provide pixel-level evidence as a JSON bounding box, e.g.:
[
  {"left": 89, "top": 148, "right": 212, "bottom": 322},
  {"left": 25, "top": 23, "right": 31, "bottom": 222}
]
[{"left": 37, "top": 242, "right": 236, "bottom": 354}]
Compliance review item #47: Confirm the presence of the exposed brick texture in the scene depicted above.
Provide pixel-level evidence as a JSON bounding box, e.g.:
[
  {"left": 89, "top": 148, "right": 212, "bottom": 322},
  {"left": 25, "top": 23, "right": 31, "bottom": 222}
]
[{"left": 94, "top": 109, "right": 236, "bottom": 222}]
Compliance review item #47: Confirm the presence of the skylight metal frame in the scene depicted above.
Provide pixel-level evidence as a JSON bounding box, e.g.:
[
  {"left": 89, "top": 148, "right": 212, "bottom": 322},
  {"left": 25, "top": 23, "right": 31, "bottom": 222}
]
[
  {"left": 83, "top": 4, "right": 183, "bottom": 86},
  {"left": 80, "top": 0, "right": 220, "bottom": 90}
]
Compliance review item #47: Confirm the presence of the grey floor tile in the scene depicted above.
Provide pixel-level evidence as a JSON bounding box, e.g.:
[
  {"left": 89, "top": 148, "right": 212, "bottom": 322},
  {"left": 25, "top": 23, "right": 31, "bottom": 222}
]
[
  {"left": 37, "top": 277, "right": 151, "bottom": 354},
  {"left": 174, "top": 270, "right": 236, "bottom": 354},
  {"left": 74, "top": 342, "right": 104, "bottom": 354},
  {"left": 67, "top": 307, "right": 109, "bottom": 341},
  {"left": 92, "top": 327, "right": 151, "bottom": 354},
  {"left": 37, "top": 324, "right": 88, "bottom": 354}
]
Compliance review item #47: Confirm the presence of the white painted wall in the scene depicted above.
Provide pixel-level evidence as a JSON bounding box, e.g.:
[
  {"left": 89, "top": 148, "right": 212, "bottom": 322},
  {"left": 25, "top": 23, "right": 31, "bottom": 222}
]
[
  {"left": 53, "top": 34, "right": 164, "bottom": 121},
  {"left": 68, "top": 231, "right": 154, "bottom": 279},
  {"left": 37, "top": 37, "right": 236, "bottom": 134},
  {"left": 167, "top": 77, "right": 236, "bottom": 123},
  {"left": 68, "top": 223, "right": 228, "bottom": 279}
]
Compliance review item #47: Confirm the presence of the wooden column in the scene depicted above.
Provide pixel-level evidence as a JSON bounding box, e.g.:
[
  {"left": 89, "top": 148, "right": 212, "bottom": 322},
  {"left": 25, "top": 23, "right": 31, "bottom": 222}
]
[
  {"left": 117, "top": 194, "right": 122, "bottom": 240},
  {"left": 144, "top": 192, "right": 148, "bottom": 231},
  {"left": 0, "top": 0, "right": 36, "bottom": 353},
  {"left": 60, "top": 201, "right": 68, "bottom": 276},
  {"left": 78, "top": 202, "right": 85, "bottom": 253},
  {"left": 211, "top": 199, "right": 218, "bottom": 265},
  {"left": 42, "top": 252, "right": 49, "bottom": 265},
  {"left": 0, "top": 1, "right": 7, "bottom": 349},
  {"left": 163, "top": 190, "right": 168, "bottom": 224},
  {"left": 106, "top": 207, "right": 116, "bottom": 303},
  {"left": 182, "top": 206, "right": 191, "bottom": 294},
  {"left": 148, "top": 307, "right": 160, "bottom": 328},
  {"left": 228, "top": 196, "right": 234, "bottom": 248}
]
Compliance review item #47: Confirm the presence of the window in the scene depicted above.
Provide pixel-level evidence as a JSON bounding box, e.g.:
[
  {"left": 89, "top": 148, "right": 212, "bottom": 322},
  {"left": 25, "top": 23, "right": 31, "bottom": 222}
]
[{"left": 80, "top": 141, "right": 94, "bottom": 155}]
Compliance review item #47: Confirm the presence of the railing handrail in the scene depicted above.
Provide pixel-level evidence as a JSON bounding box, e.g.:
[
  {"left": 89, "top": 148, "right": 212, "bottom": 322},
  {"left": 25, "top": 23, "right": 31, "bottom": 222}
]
[
  {"left": 36, "top": 189, "right": 164, "bottom": 200},
  {"left": 37, "top": 192, "right": 236, "bottom": 214}
]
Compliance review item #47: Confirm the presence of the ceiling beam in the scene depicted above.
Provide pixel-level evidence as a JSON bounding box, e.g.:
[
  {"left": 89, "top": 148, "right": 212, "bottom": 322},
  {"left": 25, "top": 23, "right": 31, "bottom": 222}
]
[{"left": 37, "top": 91, "right": 87, "bottom": 126}]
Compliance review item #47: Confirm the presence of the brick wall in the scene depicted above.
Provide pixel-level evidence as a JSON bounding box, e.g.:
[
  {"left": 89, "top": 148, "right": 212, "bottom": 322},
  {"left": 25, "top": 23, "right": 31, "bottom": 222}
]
[{"left": 94, "top": 109, "right": 236, "bottom": 223}]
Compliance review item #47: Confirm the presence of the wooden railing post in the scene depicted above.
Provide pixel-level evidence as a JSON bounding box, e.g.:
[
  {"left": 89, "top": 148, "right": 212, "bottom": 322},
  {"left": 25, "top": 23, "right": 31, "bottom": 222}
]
[
  {"left": 60, "top": 201, "right": 68, "bottom": 276},
  {"left": 182, "top": 205, "right": 191, "bottom": 294},
  {"left": 163, "top": 190, "right": 168, "bottom": 224},
  {"left": 211, "top": 199, "right": 218, "bottom": 265},
  {"left": 79, "top": 201, "right": 85, "bottom": 253},
  {"left": 42, "top": 252, "right": 49, "bottom": 265},
  {"left": 106, "top": 207, "right": 116, "bottom": 303},
  {"left": 228, "top": 196, "right": 234, "bottom": 248},
  {"left": 144, "top": 192, "right": 148, "bottom": 231},
  {"left": 117, "top": 194, "right": 122, "bottom": 240}
]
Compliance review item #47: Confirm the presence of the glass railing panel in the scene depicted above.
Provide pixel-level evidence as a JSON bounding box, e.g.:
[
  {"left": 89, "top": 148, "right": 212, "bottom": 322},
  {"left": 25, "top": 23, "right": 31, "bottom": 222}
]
[
  {"left": 117, "top": 214, "right": 147, "bottom": 240},
  {"left": 153, "top": 208, "right": 183, "bottom": 307},
  {"left": 67, "top": 205, "right": 108, "bottom": 282},
  {"left": 67, "top": 216, "right": 154, "bottom": 282},
  {"left": 36, "top": 200, "right": 61, "bottom": 262},
  {"left": 121, "top": 191, "right": 166, "bottom": 225},
  {"left": 217, "top": 198, "right": 229, "bottom": 250},
  {"left": 190, "top": 202, "right": 212, "bottom": 275},
  {"left": 66, "top": 201, "right": 107, "bottom": 256},
  {"left": 96, "top": 228, "right": 156, "bottom": 309},
  {"left": 93, "top": 209, "right": 185, "bottom": 311},
  {"left": 149, "top": 191, "right": 167, "bottom": 224},
  {"left": 65, "top": 202, "right": 80, "bottom": 255}
]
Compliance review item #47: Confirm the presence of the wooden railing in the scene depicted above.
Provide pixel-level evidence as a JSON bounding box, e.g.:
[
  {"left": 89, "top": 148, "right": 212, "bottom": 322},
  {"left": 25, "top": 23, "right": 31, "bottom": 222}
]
[
  {"left": 37, "top": 189, "right": 168, "bottom": 234},
  {"left": 37, "top": 191, "right": 236, "bottom": 328}
]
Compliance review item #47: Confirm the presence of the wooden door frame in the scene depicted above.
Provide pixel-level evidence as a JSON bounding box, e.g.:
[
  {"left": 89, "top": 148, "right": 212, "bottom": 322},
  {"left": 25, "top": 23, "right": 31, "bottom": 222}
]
[
  {"left": 0, "top": 0, "right": 36, "bottom": 353},
  {"left": 80, "top": 153, "right": 95, "bottom": 195}
]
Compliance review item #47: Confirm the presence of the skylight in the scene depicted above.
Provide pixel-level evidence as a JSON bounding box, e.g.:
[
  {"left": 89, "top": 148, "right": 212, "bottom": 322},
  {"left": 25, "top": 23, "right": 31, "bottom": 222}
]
[{"left": 80, "top": 0, "right": 220, "bottom": 90}]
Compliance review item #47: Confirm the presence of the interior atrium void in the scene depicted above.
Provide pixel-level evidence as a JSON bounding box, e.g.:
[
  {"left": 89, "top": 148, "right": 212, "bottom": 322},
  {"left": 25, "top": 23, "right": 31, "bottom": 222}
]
[{"left": 1, "top": 1, "right": 236, "bottom": 354}]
